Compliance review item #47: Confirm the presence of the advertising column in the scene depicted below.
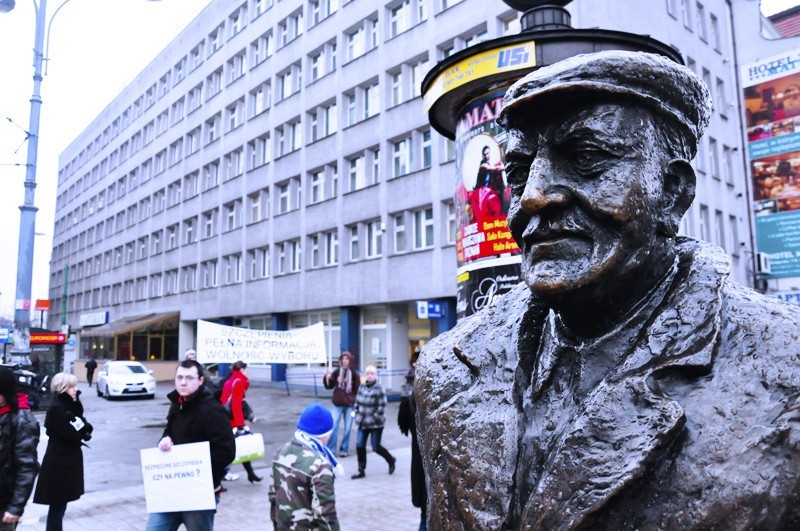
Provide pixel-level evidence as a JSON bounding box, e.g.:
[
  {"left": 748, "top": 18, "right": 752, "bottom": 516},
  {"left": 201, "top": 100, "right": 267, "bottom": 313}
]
[{"left": 742, "top": 51, "right": 800, "bottom": 279}]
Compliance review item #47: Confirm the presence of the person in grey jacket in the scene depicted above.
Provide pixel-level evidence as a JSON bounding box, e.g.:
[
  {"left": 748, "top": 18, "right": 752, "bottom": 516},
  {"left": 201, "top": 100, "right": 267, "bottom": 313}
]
[{"left": 350, "top": 365, "right": 395, "bottom": 479}]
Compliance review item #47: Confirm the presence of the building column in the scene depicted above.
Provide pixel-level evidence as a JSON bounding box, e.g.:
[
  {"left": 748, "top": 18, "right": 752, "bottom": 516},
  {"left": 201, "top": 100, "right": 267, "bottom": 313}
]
[
  {"left": 340, "top": 306, "right": 360, "bottom": 368},
  {"left": 271, "top": 313, "right": 288, "bottom": 382}
]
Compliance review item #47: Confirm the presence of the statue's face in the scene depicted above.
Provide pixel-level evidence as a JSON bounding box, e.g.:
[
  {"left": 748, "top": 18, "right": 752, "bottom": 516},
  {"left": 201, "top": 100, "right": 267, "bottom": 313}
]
[{"left": 505, "top": 102, "right": 669, "bottom": 301}]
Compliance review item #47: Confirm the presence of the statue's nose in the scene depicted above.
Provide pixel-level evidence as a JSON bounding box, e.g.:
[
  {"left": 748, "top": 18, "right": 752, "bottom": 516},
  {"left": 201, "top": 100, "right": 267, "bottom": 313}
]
[{"left": 519, "top": 155, "right": 569, "bottom": 214}]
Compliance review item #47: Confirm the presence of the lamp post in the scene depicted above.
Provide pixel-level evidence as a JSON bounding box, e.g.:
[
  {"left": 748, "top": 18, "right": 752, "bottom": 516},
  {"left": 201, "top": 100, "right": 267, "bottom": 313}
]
[{"left": 6, "top": 0, "right": 47, "bottom": 356}]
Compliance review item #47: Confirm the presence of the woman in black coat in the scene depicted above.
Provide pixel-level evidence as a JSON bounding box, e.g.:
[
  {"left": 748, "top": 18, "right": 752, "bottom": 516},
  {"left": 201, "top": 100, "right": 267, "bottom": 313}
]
[{"left": 33, "top": 373, "right": 92, "bottom": 531}]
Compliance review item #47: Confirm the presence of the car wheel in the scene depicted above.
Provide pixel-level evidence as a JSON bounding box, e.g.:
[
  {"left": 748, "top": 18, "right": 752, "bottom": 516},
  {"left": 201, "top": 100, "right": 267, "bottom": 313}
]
[{"left": 146, "top": 394, "right": 155, "bottom": 400}]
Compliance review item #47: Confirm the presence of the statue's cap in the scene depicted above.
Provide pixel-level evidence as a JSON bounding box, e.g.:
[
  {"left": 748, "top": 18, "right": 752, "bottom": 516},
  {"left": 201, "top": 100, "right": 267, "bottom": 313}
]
[{"left": 497, "top": 50, "right": 711, "bottom": 149}]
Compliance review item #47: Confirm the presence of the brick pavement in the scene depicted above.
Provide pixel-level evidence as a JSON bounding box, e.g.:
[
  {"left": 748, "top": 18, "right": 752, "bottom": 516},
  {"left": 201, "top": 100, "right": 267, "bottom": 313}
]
[{"left": 15, "top": 382, "right": 421, "bottom": 530}]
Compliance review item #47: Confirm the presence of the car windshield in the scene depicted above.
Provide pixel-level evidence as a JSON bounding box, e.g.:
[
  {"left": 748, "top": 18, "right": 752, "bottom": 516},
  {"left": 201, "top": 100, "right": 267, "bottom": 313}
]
[{"left": 109, "top": 364, "right": 146, "bottom": 375}]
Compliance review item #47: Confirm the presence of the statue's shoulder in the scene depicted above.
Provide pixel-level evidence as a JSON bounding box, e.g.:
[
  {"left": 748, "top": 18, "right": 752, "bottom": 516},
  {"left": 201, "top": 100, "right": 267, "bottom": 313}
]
[
  {"left": 718, "top": 277, "right": 800, "bottom": 388},
  {"left": 416, "top": 283, "right": 538, "bottom": 408}
]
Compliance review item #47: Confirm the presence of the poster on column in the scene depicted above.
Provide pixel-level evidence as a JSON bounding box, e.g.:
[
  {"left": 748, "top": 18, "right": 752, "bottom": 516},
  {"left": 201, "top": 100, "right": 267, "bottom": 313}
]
[
  {"left": 140, "top": 442, "right": 216, "bottom": 513},
  {"left": 743, "top": 50, "right": 800, "bottom": 278},
  {"left": 196, "top": 320, "right": 327, "bottom": 364},
  {"left": 454, "top": 88, "right": 521, "bottom": 318}
]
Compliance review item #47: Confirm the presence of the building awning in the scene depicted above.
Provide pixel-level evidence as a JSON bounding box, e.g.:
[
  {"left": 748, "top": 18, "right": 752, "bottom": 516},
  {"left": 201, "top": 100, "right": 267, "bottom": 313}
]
[{"left": 80, "top": 312, "right": 180, "bottom": 338}]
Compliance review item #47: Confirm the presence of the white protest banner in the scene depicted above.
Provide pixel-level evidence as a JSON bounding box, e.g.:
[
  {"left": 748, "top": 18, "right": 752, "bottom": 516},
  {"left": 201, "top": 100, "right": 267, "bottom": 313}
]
[
  {"left": 196, "top": 320, "right": 327, "bottom": 364},
  {"left": 140, "top": 441, "right": 216, "bottom": 513}
]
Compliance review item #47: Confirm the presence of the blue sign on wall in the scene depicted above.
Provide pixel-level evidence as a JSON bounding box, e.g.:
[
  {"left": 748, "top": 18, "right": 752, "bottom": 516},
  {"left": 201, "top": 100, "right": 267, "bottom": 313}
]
[{"left": 415, "top": 301, "right": 444, "bottom": 319}]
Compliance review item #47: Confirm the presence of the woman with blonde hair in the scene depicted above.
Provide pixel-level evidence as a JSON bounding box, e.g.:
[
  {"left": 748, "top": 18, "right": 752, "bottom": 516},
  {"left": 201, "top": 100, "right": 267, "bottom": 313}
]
[{"left": 33, "top": 373, "right": 93, "bottom": 530}]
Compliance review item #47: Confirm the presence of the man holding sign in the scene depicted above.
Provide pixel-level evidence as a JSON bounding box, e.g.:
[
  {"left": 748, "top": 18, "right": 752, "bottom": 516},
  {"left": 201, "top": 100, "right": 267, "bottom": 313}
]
[{"left": 145, "top": 360, "right": 235, "bottom": 531}]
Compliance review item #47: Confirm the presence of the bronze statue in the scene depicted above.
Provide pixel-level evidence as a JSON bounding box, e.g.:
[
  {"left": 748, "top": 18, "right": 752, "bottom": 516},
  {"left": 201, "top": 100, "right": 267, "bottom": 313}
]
[{"left": 416, "top": 51, "right": 800, "bottom": 530}]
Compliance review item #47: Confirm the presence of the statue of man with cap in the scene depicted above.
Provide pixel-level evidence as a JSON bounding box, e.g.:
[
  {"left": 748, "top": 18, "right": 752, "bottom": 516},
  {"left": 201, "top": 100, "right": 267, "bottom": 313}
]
[{"left": 416, "top": 50, "right": 800, "bottom": 530}]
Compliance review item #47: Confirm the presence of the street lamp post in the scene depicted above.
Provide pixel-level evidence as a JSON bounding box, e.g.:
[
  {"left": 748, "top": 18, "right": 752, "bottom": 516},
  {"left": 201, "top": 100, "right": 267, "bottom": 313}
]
[{"left": 8, "top": 0, "right": 47, "bottom": 356}]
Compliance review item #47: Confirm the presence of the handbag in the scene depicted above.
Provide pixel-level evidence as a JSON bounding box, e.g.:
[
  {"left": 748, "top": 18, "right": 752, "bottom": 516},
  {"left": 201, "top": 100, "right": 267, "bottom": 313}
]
[
  {"left": 222, "top": 380, "right": 255, "bottom": 422},
  {"left": 231, "top": 431, "right": 266, "bottom": 465}
]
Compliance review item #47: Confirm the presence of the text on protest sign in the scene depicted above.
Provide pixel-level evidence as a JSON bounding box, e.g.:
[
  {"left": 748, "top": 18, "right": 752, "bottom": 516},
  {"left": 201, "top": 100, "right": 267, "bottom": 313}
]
[
  {"left": 140, "top": 441, "right": 216, "bottom": 513},
  {"left": 196, "top": 320, "right": 327, "bottom": 364}
]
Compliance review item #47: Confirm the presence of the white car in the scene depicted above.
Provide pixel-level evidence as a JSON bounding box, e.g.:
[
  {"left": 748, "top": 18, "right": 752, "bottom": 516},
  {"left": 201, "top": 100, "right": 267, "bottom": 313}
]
[{"left": 96, "top": 361, "right": 156, "bottom": 400}]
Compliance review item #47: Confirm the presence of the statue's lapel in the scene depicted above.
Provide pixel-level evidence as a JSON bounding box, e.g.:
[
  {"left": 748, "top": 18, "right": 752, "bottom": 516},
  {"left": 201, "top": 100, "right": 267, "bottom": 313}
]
[{"left": 520, "top": 240, "right": 728, "bottom": 529}]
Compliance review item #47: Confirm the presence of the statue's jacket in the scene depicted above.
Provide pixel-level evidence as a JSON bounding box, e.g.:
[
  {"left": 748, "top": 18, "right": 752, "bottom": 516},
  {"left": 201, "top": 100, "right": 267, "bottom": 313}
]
[{"left": 416, "top": 238, "right": 800, "bottom": 530}]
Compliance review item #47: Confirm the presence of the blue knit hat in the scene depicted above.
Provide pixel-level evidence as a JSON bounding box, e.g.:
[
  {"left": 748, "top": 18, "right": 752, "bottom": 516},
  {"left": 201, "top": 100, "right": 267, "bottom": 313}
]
[{"left": 297, "top": 402, "right": 334, "bottom": 436}]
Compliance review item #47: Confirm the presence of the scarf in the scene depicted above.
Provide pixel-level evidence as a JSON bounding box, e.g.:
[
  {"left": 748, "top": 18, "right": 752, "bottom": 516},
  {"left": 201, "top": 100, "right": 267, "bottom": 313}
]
[
  {"left": 294, "top": 430, "right": 345, "bottom": 477},
  {"left": 338, "top": 367, "right": 352, "bottom": 395}
]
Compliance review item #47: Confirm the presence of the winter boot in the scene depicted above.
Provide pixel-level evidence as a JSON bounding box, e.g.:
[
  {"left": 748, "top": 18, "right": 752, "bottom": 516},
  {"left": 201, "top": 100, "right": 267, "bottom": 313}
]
[
  {"left": 376, "top": 446, "right": 396, "bottom": 474},
  {"left": 351, "top": 447, "right": 367, "bottom": 479}
]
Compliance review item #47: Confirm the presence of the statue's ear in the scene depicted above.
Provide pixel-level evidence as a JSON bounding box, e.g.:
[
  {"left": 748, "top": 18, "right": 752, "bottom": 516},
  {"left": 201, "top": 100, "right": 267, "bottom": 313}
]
[{"left": 659, "top": 159, "right": 695, "bottom": 236}]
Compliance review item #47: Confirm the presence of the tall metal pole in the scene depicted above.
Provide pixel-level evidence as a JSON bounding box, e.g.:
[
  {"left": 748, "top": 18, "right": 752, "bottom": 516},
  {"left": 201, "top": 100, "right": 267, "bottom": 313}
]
[{"left": 12, "top": 0, "right": 47, "bottom": 356}]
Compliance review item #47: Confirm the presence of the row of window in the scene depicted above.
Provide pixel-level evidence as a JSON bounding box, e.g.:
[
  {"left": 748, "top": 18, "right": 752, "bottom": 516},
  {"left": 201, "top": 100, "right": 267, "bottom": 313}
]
[
  {"left": 667, "top": 0, "right": 724, "bottom": 52},
  {"left": 53, "top": 122, "right": 434, "bottom": 247},
  {"left": 56, "top": 0, "right": 477, "bottom": 186},
  {"left": 50, "top": 204, "right": 453, "bottom": 299}
]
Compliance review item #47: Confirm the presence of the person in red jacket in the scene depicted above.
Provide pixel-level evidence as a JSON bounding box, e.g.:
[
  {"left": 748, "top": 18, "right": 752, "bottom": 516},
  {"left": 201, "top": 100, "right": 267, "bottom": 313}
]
[{"left": 219, "top": 361, "right": 262, "bottom": 483}]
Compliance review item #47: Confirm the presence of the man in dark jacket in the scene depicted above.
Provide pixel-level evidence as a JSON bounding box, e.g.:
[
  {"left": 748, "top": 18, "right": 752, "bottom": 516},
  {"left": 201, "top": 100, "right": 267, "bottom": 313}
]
[
  {"left": 0, "top": 367, "right": 39, "bottom": 530},
  {"left": 145, "top": 360, "right": 235, "bottom": 531},
  {"left": 322, "top": 352, "right": 359, "bottom": 457}
]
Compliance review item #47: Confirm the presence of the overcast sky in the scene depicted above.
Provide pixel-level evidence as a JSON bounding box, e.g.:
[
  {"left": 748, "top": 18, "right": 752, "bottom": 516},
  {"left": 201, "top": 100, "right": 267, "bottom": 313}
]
[
  {"left": 762, "top": 0, "right": 800, "bottom": 15},
  {"left": 0, "top": 0, "right": 212, "bottom": 320}
]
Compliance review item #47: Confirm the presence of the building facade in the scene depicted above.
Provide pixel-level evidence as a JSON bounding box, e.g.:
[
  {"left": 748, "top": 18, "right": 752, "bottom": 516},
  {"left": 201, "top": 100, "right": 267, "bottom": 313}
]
[{"left": 47, "top": 0, "right": 755, "bottom": 387}]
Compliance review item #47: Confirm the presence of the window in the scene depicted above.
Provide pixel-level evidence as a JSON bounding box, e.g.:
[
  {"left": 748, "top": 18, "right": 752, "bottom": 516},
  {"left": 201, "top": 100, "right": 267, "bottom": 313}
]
[
  {"left": 349, "top": 226, "right": 359, "bottom": 261},
  {"left": 393, "top": 137, "right": 412, "bottom": 177},
  {"left": 202, "top": 209, "right": 218, "bottom": 238},
  {"left": 390, "top": 1, "right": 411, "bottom": 37},
  {"left": 137, "top": 237, "right": 148, "bottom": 260},
  {"left": 345, "top": 14, "right": 378, "bottom": 62},
  {"left": 364, "top": 82, "right": 379, "bottom": 118},
  {"left": 227, "top": 49, "right": 247, "bottom": 85},
  {"left": 182, "top": 265, "right": 197, "bottom": 292},
  {"left": 445, "top": 201, "right": 456, "bottom": 244},
  {"left": 188, "top": 84, "right": 203, "bottom": 114},
  {"left": 248, "top": 189, "right": 269, "bottom": 223},
  {"left": 224, "top": 148, "right": 244, "bottom": 180},
  {"left": 190, "top": 42, "right": 204, "bottom": 70},
  {"left": 150, "top": 274, "right": 163, "bottom": 298},
  {"left": 699, "top": 204, "right": 710, "bottom": 242},
  {"left": 151, "top": 230, "right": 163, "bottom": 255},
  {"left": 165, "top": 269, "right": 179, "bottom": 295},
  {"left": 224, "top": 254, "right": 243, "bottom": 284},
  {"left": 171, "top": 97, "right": 185, "bottom": 124},
  {"left": 421, "top": 129, "right": 432, "bottom": 168},
  {"left": 681, "top": 0, "right": 692, "bottom": 29},
  {"left": 723, "top": 145, "right": 734, "bottom": 185},
  {"left": 277, "top": 63, "right": 302, "bottom": 100},
  {"left": 183, "top": 217, "right": 197, "bottom": 244},
  {"left": 224, "top": 201, "right": 241, "bottom": 231},
  {"left": 251, "top": 31, "right": 274, "bottom": 67},
  {"left": 348, "top": 156, "right": 365, "bottom": 191},
  {"left": 325, "top": 230, "right": 339, "bottom": 265},
  {"left": 310, "top": 170, "right": 325, "bottom": 203},
  {"left": 253, "top": 0, "right": 270, "bottom": 18},
  {"left": 413, "top": 207, "right": 434, "bottom": 249},
  {"left": 249, "top": 83, "right": 271, "bottom": 117},
  {"left": 278, "top": 181, "right": 291, "bottom": 213},
  {"left": 186, "top": 127, "right": 201, "bottom": 156},
  {"left": 709, "top": 137, "right": 719, "bottom": 179},
  {"left": 206, "top": 68, "right": 223, "bottom": 100},
  {"left": 248, "top": 246, "right": 270, "bottom": 280},
  {"left": 169, "top": 139, "right": 183, "bottom": 166},
  {"left": 208, "top": 24, "right": 224, "bottom": 56},
  {"left": 245, "top": 134, "right": 269, "bottom": 170},
  {"left": 203, "top": 160, "right": 220, "bottom": 190},
  {"left": 227, "top": 98, "right": 245, "bottom": 131},
  {"left": 710, "top": 13, "right": 721, "bottom": 50},
  {"left": 696, "top": 2, "right": 707, "bottom": 42},
  {"left": 205, "top": 113, "right": 221, "bottom": 144},
  {"left": 201, "top": 260, "right": 218, "bottom": 288},
  {"left": 229, "top": 4, "right": 247, "bottom": 38},
  {"left": 715, "top": 78, "right": 727, "bottom": 116},
  {"left": 184, "top": 172, "right": 199, "bottom": 198},
  {"left": 366, "top": 220, "right": 383, "bottom": 258}
]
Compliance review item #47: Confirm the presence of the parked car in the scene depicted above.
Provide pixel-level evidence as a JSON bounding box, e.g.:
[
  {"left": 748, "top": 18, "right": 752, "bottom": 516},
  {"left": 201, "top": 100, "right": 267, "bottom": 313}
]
[{"left": 96, "top": 361, "right": 156, "bottom": 400}]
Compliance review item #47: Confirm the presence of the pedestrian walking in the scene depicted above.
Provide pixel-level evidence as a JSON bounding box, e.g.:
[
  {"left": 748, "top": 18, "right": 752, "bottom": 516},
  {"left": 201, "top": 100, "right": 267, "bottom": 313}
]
[
  {"left": 398, "top": 354, "right": 427, "bottom": 531},
  {"left": 145, "top": 360, "right": 235, "bottom": 531},
  {"left": 322, "top": 352, "right": 359, "bottom": 457},
  {"left": 219, "top": 361, "right": 262, "bottom": 483},
  {"left": 0, "top": 367, "right": 40, "bottom": 531},
  {"left": 269, "top": 402, "right": 342, "bottom": 530},
  {"left": 351, "top": 365, "right": 395, "bottom": 479},
  {"left": 84, "top": 358, "right": 97, "bottom": 387},
  {"left": 33, "top": 373, "right": 93, "bottom": 531}
]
